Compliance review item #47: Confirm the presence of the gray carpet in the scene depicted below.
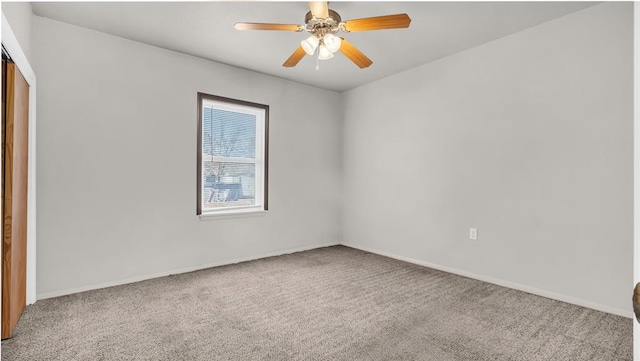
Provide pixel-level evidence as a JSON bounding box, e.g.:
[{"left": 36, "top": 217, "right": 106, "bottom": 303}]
[{"left": 1, "top": 246, "right": 632, "bottom": 360}]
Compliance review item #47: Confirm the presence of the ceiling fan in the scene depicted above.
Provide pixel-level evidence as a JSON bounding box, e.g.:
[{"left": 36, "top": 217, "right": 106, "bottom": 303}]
[{"left": 234, "top": 2, "right": 411, "bottom": 69}]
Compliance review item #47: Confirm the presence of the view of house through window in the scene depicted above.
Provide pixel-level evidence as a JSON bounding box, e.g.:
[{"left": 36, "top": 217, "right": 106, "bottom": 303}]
[{"left": 197, "top": 93, "right": 268, "bottom": 214}]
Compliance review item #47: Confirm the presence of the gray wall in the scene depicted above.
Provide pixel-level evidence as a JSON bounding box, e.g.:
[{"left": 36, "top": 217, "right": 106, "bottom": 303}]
[
  {"left": 2, "top": 2, "right": 33, "bottom": 63},
  {"left": 342, "top": 2, "right": 633, "bottom": 316},
  {"left": 33, "top": 16, "right": 343, "bottom": 297}
]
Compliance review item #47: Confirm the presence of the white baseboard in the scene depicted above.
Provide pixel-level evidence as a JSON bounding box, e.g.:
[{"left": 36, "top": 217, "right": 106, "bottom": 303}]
[
  {"left": 343, "top": 242, "right": 632, "bottom": 319},
  {"left": 37, "top": 242, "right": 339, "bottom": 300}
]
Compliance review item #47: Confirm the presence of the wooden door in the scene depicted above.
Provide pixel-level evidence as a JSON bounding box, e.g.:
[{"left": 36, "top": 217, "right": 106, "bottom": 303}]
[{"left": 1, "top": 60, "right": 29, "bottom": 339}]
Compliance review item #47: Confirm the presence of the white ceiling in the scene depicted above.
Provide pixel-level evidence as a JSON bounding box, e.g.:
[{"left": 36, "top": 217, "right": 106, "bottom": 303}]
[{"left": 31, "top": 2, "right": 596, "bottom": 92}]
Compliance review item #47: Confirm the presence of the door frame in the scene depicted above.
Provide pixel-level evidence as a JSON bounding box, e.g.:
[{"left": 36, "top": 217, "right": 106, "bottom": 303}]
[
  {"left": 1, "top": 13, "right": 36, "bottom": 305},
  {"left": 634, "top": 3, "right": 639, "bottom": 360}
]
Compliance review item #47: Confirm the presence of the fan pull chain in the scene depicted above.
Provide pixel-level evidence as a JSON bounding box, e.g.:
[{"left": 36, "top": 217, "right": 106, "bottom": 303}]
[{"left": 315, "top": 47, "right": 320, "bottom": 70}]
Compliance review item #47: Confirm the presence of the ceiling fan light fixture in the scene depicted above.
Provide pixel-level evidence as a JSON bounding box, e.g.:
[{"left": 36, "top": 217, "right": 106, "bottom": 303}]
[
  {"left": 318, "top": 44, "right": 334, "bottom": 60},
  {"left": 323, "top": 34, "right": 341, "bottom": 53},
  {"left": 301, "top": 35, "right": 319, "bottom": 55}
]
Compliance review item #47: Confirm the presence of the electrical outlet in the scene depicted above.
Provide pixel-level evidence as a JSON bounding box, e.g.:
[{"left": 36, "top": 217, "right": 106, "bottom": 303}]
[{"left": 469, "top": 228, "right": 477, "bottom": 240}]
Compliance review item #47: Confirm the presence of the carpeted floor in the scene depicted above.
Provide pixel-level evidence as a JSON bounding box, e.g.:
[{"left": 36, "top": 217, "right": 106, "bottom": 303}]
[{"left": 1, "top": 246, "right": 632, "bottom": 360}]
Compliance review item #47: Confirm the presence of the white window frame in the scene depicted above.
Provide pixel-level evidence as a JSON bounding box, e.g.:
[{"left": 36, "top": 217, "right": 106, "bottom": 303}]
[{"left": 197, "top": 93, "right": 268, "bottom": 216}]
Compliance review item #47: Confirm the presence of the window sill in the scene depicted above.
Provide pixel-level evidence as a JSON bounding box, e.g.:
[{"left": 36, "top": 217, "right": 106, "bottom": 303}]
[{"left": 199, "top": 208, "right": 267, "bottom": 220}]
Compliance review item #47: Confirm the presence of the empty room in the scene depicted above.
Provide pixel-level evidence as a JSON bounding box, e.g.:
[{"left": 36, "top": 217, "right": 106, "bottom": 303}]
[{"left": 0, "top": 1, "right": 635, "bottom": 360}]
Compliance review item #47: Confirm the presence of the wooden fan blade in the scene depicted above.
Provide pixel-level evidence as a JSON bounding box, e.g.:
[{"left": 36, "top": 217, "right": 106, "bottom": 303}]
[
  {"left": 342, "top": 14, "right": 411, "bottom": 32},
  {"left": 283, "top": 46, "right": 307, "bottom": 67},
  {"left": 309, "top": 2, "right": 329, "bottom": 19},
  {"left": 339, "top": 38, "right": 372, "bottom": 68},
  {"left": 234, "top": 22, "right": 303, "bottom": 31}
]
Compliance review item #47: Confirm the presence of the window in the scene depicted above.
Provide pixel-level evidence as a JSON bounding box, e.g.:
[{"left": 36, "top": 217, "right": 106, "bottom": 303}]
[{"left": 197, "top": 93, "right": 268, "bottom": 215}]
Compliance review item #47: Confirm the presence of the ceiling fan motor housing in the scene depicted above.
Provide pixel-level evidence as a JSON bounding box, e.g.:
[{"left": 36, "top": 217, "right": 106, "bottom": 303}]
[{"left": 304, "top": 9, "right": 342, "bottom": 37}]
